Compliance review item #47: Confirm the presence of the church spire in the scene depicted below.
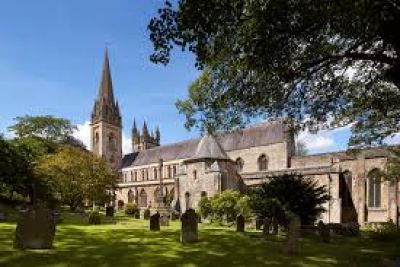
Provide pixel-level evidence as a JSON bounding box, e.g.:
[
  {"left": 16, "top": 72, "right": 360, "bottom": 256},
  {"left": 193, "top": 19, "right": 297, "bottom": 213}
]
[
  {"left": 97, "top": 48, "right": 115, "bottom": 105},
  {"left": 91, "top": 49, "right": 121, "bottom": 126}
]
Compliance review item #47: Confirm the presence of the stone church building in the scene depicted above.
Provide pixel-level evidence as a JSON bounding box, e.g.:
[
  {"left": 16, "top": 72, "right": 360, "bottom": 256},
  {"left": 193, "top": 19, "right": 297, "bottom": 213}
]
[{"left": 90, "top": 51, "right": 399, "bottom": 226}]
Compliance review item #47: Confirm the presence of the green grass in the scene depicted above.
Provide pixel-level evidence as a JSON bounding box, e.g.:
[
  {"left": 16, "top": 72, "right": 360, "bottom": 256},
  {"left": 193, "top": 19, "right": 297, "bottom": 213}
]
[{"left": 0, "top": 212, "right": 398, "bottom": 267}]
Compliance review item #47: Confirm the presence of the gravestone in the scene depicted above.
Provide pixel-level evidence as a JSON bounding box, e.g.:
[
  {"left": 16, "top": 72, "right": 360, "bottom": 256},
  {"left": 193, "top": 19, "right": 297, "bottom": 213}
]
[
  {"left": 236, "top": 214, "right": 245, "bottom": 232},
  {"left": 144, "top": 209, "right": 151, "bottom": 220},
  {"left": 159, "top": 212, "right": 170, "bottom": 226},
  {"left": 134, "top": 212, "right": 140, "bottom": 219},
  {"left": 263, "top": 217, "right": 271, "bottom": 236},
  {"left": 272, "top": 217, "right": 279, "bottom": 235},
  {"left": 283, "top": 213, "right": 301, "bottom": 254},
  {"left": 255, "top": 217, "right": 263, "bottom": 230},
  {"left": 180, "top": 209, "right": 198, "bottom": 243},
  {"left": 317, "top": 220, "right": 330, "bottom": 243},
  {"left": 150, "top": 212, "right": 160, "bottom": 231},
  {"left": 14, "top": 206, "right": 56, "bottom": 249},
  {"left": 105, "top": 206, "right": 114, "bottom": 217}
]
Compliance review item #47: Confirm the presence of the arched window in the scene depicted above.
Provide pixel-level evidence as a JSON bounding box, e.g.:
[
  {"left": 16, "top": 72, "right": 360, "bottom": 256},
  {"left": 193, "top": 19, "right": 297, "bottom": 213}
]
[
  {"left": 108, "top": 133, "right": 116, "bottom": 151},
  {"left": 141, "top": 169, "right": 145, "bottom": 180},
  {"left": 134, "top": 171, "right": 137, "bottom": 181},
  {"left": 339, "top": 171, "right": 353, "bottom": 207},
  {"left": 167, "top": 166, "right": 171, "bottom": 178},
  {"left": 94, "top": 132, "right": 99, "bottom": 144},
  {"left": 193, "top": 170, "right": 197, "bottom": 180},
  {"left": 258, "top": 154, "right": 268, "bottom": 171},
  {"left": 368, "top": 169, "right": 381, "bottom": 208},
  {"left": 153, "top": 168, "right": 158, "bottom": 180},
  {"left": 139, "top": 189, "right": 147, "bottom": 208},
  {"left": 173, "top": 165, "right": 177, "bottom": 176},
  {"left": 201, "top": 191, "right": 207, "bottom": 198},
  {"left": 127, "top": 189, "right": 134, "bottom": 203},
  {"left": 185, "top": 192, "right": 191, "bottom": 210},
  {"left": 236, "top": 157, "right": 244, "bottom": 172}
]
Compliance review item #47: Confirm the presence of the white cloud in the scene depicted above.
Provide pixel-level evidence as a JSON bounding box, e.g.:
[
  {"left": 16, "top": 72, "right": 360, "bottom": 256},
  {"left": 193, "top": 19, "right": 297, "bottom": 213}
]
[
  {"left": 73, "top": 121, "right": 132, "bottom": 154},
  {"left": 297, "top": 131, "right": 335, "bottom": 150}
]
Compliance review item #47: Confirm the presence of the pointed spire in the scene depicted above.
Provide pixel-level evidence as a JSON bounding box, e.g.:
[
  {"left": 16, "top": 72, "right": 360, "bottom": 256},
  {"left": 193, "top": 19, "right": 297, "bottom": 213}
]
[
  {"left": 155, "top": 125, "right": 161, "bottom": 144},
  {"left": 97, "top": 48, "right": 115, "bottom": 105},
  {"left": 142, "top": 121, "right": 149, "bottom": 137},
  {"left": 91, "top": 48, "right": 121, "bottom": 127},
  {"left": 132, "top": 119, "right": 138, "bottom": 133}
]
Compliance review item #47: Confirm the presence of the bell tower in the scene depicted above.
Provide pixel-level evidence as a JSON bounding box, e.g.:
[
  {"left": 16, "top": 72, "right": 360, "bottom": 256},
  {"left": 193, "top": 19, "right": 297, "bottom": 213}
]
[{"left": 90, "top": 49, "right": 122, "bottom": 171}]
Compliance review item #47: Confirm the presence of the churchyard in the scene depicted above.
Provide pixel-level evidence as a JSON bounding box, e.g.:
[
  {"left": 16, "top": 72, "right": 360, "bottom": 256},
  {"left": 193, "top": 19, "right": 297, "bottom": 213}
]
[{"left": 0, "top": 209, "right": 399, "bottom": 267}]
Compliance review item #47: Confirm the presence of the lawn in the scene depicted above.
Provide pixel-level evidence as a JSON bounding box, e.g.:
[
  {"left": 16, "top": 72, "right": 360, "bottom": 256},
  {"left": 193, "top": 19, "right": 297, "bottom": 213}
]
[{"left": 0, "top": 212, "right": 398, "bottom": 267}]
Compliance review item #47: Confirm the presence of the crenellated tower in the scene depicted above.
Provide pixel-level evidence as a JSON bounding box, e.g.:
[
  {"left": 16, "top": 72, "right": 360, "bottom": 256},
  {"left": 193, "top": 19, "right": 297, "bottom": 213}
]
[
  {"left": 90, "top": 49, "right": 122, "bottom": 171},
  {"left": 132, "top": 119, "right": 160, "bottom": 152}
]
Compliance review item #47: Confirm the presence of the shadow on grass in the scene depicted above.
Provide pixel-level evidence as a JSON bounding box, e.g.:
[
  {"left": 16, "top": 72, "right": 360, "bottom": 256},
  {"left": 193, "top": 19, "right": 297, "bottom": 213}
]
[{"left": 0, "top": 220, "right": 399, "bottom": 267}]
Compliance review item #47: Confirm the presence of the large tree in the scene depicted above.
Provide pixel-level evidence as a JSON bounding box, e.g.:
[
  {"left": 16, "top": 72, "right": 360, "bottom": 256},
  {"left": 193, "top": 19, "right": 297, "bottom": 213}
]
[
  {"left": 36, "top": 146, "right": 116, "bottom": 211},
  {"left": 149, "top": 0, "right": 400, "bottom": 147}
]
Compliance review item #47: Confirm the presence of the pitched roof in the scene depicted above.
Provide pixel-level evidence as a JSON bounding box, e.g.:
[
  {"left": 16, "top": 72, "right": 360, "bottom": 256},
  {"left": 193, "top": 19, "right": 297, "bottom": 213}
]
[
  {"left": 122, "top": 121, "right": 286, "bottom": 168},
  {"left": 188, "top": 134, "right": 229, "bottom": 162}
]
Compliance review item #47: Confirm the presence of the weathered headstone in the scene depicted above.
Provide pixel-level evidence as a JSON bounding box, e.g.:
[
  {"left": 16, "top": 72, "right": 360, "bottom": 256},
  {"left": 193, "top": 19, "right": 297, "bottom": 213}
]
[
  {"left": 14, "top": 206, "right": 56, "bottom": 249},
  {"left": 317, "top": 220, "right": 330, "bottom": 243},
  {"left": 283, "top": 213, "right": 301, "bottom": 254},
  {"left": 144, "top": 209, "right": 151, "bottom": 220},
  {"left": 150, "top": 212, "right": 160, "bottom": 231},
  {"left": 255, "top": 217, "right": 263, "bottom": 230},
  {"left": 236, "top": 214, "right": 245, "bottom": 232},
  {"left": 263, "top": 217, "right": 271, "bottom": 236},
  {"left": 180, "top": 209, "right": 198, "bottom": 243},
  {"left": 272, "top": 216, "right": 279, "bottom": 235},
  {"left": 105, "top": 206, "right": 114, "bottom": 217},
  {"left": 159, "top": 213, "right": 170, "bottom": 226}
]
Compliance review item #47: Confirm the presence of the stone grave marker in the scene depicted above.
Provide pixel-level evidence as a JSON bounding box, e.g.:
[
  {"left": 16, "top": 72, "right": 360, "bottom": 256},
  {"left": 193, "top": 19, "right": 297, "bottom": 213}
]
[
  {"left": 150, "top": 212, "right": 160, "bottom": 231},
  {"left": 283, "top": 213, "right": 301, "bottom": 254},
  {"left": 180, "top": 209, "right": 198, "bottom": 243},
  {"left": 105, "top": 206, "right": 114, "bottom": 217},
  {"left": 236, "top": 214, "right": 245, "bottom": 232},
  {"left": 14, "top": 206, "right": 56, "bottom": 249}
]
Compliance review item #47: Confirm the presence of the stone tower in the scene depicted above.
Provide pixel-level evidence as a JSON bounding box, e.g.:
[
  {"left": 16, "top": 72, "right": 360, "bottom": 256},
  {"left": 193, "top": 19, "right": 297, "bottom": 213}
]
[
  {"left": 90, "top": 50, "right": 122, "bottom": 171},
  {"left": 132, "top": 119, "right": 160, "bottom": 152}
]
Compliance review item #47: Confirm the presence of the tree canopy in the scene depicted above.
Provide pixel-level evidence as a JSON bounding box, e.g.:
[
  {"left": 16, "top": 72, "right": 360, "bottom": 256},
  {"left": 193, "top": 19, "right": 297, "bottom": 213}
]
[
  {"left": 249, "top": 175, "right": 329, "bottom": 225},
  {"left": 36, "top": 146, "right": 116, "bottom": 211},
  {"left": 149, "top": 0, "right": 400, "bottom": 147}
]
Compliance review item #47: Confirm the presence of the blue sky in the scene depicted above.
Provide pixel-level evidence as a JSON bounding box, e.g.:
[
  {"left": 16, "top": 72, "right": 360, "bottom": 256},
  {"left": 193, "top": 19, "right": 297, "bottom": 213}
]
[{"left": 0, "top": 0, "right": 386, "bottom": 155}]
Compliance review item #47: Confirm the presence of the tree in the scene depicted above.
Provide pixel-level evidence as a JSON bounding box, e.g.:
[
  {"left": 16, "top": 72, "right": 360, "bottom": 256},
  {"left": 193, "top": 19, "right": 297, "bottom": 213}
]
[
  {"left": 249, "top": 175, "right": 329, "bottom": 225},
  {"left": 149, "top": 1, "right": 400, "bottom": 147},
  {"left": 9, "top": 115, "right": 76, "bottom": 143},
  {"left": 295, "top": 141, "right": 308, "bottom": 156},
  {"left": 197, "top": 196, "right": 213, "bottom": 219},
  {"left": 0, "top": 136, "right": 33, "bottom": 202},
  {"left": 36, "top": 146, "right": 116, "bottom": 211}
]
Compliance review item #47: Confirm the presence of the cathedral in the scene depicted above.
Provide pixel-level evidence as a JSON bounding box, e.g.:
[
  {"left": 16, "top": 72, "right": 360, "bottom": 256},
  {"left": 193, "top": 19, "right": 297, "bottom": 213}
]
[{"left": 90, "top": 51, "right": 399, "bottom": 226}]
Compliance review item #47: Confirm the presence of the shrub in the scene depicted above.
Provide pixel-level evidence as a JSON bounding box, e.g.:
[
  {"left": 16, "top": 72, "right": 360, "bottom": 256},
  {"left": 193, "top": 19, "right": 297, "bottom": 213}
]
[
  {"left": 211, "top": 190, "right": 241, "bottom": 223},
  {"left": 236, "top": 195, "right": 251, "bottom": 219},
  {"left": 88, "top": 211, "right": 101, "bottom": 225},
  {"left": 125, "top": 203, "right": 139, "bottom": 216},
  {"left": 197, "top": 196, "right": 212, "bottom": 219},
  {"left": 143, "top": 209, "right": 151, "bottom": 220},
  {"left": 249, "top": 174, "right": 329, "bottom": 226},
  {"left": 370, "top": 220, "right": 400, "bottom": 241}
]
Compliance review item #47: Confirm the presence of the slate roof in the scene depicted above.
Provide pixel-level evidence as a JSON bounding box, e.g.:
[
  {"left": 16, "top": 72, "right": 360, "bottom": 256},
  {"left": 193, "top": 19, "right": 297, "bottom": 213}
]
[
  {"left": 188, "top": 134, "right": 230, "bottom": 162},
  {"left": 121, "top": 121, "right": 286, "bottom": 168}
]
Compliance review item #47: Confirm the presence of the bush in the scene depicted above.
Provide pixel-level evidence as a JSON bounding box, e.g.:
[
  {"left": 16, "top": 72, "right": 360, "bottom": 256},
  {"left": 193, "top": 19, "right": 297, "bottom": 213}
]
[
  {"left": 125, "top": 203, "right": 139, "bottom": 216},
  {"left": 143, "top": 209, "right": 151, "bottom": 220},
  {"left": 88, "top": 211, "right": 101, "bottom": 225},
  {"left": 211, "top": 190, "right": 241, "bottom": 223},
  {"left": 197, "top": 196, "right": 212, "bottom": 219},
  {"left": 370, "top": 220, "right": 400, "bottom": 241}
]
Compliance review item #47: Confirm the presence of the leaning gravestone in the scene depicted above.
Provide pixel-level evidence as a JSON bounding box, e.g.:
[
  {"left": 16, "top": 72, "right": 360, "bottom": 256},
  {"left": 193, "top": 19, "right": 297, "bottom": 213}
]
[
  {"left": 180, "top": 209, "right": 198, "bottom": 243},
  {"left": 263, "top": 217, "right": 271, "bottom": 236},
  {"left": 14, "top": 206, "right": 56, "bottom": 249},
  {"left": 105, "top": 206, "right": 114, "bottom": 217},
  {"left": 236, "top": 214, "right": 245, "bottom": 232},
  {"left": 150, "top": 212, "right": 160, "bottom": 231},
  {"left": 283, "top": 213, "right": 301, "bottom": 254}
]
